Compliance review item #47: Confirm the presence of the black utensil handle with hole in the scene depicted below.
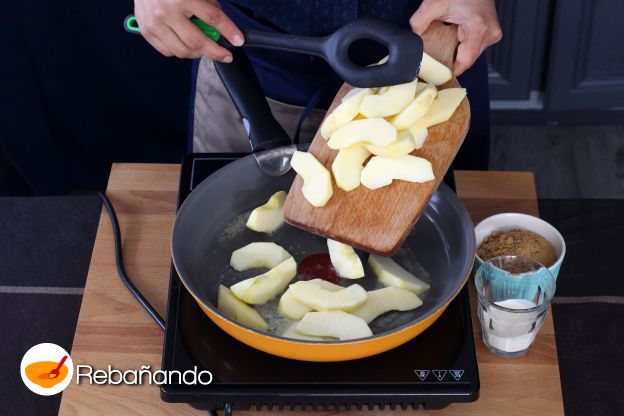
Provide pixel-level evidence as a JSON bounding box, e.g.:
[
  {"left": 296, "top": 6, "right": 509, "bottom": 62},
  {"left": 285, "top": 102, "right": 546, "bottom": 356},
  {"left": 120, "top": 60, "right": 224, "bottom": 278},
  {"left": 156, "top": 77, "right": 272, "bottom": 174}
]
[
  {"left": 125, "top": 14, "right": 422, "bottom": 87},
  {"left": 242, "top": 30, "right": 327, "bottom": 57},
  {"left": 214, "top": 49, "right": 291, "bottom": 152}
]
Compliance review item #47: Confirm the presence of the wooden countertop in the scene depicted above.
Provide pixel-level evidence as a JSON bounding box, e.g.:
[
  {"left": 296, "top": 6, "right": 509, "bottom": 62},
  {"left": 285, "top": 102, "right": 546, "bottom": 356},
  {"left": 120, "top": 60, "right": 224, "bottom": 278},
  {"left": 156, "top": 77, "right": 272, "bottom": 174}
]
[{"left": 58, "top": 164, "right": 563, "bottom": 415}]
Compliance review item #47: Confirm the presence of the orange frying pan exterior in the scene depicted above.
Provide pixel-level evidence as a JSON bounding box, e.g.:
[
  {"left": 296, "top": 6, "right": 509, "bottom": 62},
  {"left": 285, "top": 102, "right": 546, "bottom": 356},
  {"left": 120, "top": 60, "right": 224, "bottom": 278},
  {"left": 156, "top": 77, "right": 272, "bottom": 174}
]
[{"left": 191, "top": 271, "right": 471, "bottom": 362}]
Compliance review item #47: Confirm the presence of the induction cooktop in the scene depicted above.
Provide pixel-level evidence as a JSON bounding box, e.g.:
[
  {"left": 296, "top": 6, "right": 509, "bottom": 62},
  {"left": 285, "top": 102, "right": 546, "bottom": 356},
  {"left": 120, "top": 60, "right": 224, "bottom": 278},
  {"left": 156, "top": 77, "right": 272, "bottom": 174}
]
[{"left": 160, "top": 153, "right": 479, "bottom": 414}]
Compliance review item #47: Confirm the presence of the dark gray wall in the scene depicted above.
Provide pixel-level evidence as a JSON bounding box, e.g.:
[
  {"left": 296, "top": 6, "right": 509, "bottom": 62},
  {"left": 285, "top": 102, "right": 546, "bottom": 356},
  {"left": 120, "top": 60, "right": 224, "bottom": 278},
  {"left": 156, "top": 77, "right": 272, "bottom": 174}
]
[
  {"left": 546, "top": 0, "right": 624, "bottom": 110},
  {"left": 487, "top": 0, "right": 552, "bottom": 101},
  {"left": 488, "top": 0, "right": 624, "bottom": 113}
]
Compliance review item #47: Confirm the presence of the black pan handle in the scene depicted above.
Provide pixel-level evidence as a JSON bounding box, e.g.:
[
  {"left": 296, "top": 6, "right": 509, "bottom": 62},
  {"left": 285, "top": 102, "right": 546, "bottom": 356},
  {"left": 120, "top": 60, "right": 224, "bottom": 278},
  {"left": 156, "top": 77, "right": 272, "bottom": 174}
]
[
  {"left": 243, "top": 30, "right": 327, "bottom": 57},
  {"left": 214, "top": 49, "right": 292, "bottom": 152},
  {"left": 123, "top": 13, "right": 323, "bottom": 56}
]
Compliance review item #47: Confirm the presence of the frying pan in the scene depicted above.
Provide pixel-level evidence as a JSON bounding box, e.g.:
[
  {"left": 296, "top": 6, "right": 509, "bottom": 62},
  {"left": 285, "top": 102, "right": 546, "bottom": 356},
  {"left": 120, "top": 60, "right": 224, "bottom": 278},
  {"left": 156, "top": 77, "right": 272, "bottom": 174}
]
[
  {"left": 170, "top": 49, "right": 476, "bottom": 362},
  {"left": 172, "top": 158, "right": 475, "bottom": 362}
]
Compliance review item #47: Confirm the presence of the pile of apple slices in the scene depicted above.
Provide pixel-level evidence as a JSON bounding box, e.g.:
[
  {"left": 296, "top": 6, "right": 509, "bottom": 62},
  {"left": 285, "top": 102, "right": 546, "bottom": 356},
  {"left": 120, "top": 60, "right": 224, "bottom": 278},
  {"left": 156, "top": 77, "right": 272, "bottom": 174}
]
[
  {"left": 216, "top": 238, "right": 430, "bottom": 340},
  {"left": 216, "top": 196, "right": 430, "bottom": 340},
  {"left": 291, "top": 52, "right": 467, "bottom": 207},
  {"left": 278, "top": 249, "right": 428, "bottom": 341},
  {"left": 216, "top": 242, "right": 297, "bottom": 331},
  {"left": 278, "top": 277, "right": 423, "bottom": 341}
]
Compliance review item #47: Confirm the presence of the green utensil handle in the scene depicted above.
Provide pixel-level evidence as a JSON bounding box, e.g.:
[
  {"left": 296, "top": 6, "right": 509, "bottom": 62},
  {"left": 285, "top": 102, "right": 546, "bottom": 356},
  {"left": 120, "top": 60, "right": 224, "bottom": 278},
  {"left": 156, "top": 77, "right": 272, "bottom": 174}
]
[{"left": 124, "top": 14, "right": 221, "bottom": 43}]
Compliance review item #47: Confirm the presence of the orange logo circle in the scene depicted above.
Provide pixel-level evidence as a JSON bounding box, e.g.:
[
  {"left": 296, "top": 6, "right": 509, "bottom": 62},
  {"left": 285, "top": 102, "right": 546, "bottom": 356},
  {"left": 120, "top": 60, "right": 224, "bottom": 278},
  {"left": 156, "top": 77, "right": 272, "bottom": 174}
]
[{"left": 20, "top": 343, "right": 73, "bottom": 396}]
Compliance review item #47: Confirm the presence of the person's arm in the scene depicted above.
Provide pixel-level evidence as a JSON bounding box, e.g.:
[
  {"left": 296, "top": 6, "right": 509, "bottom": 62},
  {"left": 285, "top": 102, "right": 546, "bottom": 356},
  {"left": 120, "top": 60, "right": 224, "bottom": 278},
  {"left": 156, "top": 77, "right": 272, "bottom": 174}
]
[
  {"left": 410, "top": 0, "right": 502, "bottom": 75},
  {"left": 134, "top": 0, "right": 244, "bottom": 61}
]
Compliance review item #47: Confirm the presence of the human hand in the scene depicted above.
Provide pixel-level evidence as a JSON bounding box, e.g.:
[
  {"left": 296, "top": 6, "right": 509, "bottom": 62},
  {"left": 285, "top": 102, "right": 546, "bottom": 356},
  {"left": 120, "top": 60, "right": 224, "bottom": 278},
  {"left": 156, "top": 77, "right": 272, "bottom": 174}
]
[
  {"left": 134, "top": 0, "right": 244, "bottom": 61},
  {"left": 410, "top": 0, "right": 502, "bottom": 75}
]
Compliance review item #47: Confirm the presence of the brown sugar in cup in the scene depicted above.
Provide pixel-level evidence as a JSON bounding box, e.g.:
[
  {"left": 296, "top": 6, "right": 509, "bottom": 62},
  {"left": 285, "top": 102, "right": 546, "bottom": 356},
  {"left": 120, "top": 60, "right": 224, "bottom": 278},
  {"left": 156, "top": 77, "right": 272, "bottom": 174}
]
[
  {"left": 477, "top": 229, "right": 557, "bottom": 268},
  {"left": 474, "top": 213, "right": 566, "bottom": 281}
]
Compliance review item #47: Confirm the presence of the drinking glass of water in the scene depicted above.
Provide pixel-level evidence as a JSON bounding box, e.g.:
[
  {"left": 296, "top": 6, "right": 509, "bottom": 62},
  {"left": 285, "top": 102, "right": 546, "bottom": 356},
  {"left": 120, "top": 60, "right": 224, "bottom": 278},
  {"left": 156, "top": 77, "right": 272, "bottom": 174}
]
[{"left": 474, "top": 255, "right": 556, "bottom": 358}]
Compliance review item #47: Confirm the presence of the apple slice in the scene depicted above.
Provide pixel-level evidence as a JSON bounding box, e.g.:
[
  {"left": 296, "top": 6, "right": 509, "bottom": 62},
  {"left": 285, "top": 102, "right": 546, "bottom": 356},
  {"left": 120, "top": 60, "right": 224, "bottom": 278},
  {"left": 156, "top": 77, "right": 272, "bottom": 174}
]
[
  {"left": 320, "top": 88, "right": 375, "bottom": 139},
  {"left": 278, "top": 289, "right": 312, "bottom": 320},
  {"left": 342, "top": 86, "right": 377, "bottom": 102},
  {"left": 418, "top": 52, "right": 453, "bottom": 86},
  {"left": 217, "top": 285, "right": 268, "bottom": 330},
  {"left": 306, "top": 277, "right": 344, "bottom": 292},
  {"left": 327, "top": 239, "right": 364, "bottom": 279},
  {"left": 360, "top": 155, "right": 434, "bottom": 190},
  {"left": 230, "top": 242, "right": 292, "bottom": 272},
  {"left": 359, "top": 80, "right": 418, "bottom": 118},
  {"left": 290, "top": 151, "right": 333, "bottom": 207},
  {"left": 389, "top": 83, "right": 437, "bottom": 130},
  {"left": 279, "top": 279, "right": 342, "bottom": 320},
  {"left": 281, "top": 322, "right": 332, "bottom": 341},
  {"left": 409, "top": 125, "right": 429, "bottom": 150},
  {"left": 289, "top": 280, "right": 367, "bottom": 312},
  {"left": 368, "top": 255, "right": 431, "bottom": 294},
  {"left": 352, "top": 286, "right": 423, "bottom": 323},
  {"left": 411, "top": 88, "right": 467, "bottom": 129},
  {"left": 230, "top": 257, "right": 297, "bottom": 304},
  {"left": 296, "top": 311, "right": 373, "bottom": 340},
  {"left": 246, "top": 191, "right": 286, "bottom": 233},
  {"left": 327, "top": 118, "right": 397, "bottom": 150},
  {"left": 304, "top": 277, "right": 345, "bottom": 292},
  {"left": 365, "top": 130, "right": 415, "bottom": 158},
  {"left": 331, "top": 146, "right": 371, "bottom": 191}
]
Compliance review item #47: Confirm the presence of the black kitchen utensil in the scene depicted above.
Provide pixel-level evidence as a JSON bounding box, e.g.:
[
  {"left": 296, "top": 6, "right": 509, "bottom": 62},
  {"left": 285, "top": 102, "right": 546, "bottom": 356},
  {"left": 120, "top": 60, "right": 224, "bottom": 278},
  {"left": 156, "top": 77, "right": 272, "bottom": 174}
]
[
  {"left": 213, "top": 49, "right": 295, "bottom": 176},
  {"left": 125, "top": 15, "right": 423, "bottom": 87}
]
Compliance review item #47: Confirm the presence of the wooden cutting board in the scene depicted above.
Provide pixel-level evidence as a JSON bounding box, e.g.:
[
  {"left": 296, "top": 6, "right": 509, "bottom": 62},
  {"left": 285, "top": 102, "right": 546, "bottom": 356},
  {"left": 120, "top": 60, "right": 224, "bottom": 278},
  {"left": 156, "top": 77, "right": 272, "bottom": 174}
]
[{"left": 283, "top": 21, "right": 470, "bottom": 256}]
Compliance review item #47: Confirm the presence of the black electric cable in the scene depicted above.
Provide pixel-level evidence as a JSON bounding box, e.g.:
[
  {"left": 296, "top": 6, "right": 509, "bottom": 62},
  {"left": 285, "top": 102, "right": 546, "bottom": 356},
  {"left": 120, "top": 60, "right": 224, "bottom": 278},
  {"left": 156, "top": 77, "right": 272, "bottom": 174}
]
[
  {"left": 99, "top": 192, "right": 232, "bottom": 415},
  {"left": 98, "top": 192, "right": 166, "bottom": 331}
]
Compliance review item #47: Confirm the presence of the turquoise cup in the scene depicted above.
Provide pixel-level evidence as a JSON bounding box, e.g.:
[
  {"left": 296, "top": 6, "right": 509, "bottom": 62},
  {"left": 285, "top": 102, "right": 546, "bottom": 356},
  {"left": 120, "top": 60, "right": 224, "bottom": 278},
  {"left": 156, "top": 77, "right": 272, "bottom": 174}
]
[
  {"left": 474, "top": 255, "right": 557, "bottom": 357},
  {"left": 476, "top": 255, "right": 556, "bottom": 303}
]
